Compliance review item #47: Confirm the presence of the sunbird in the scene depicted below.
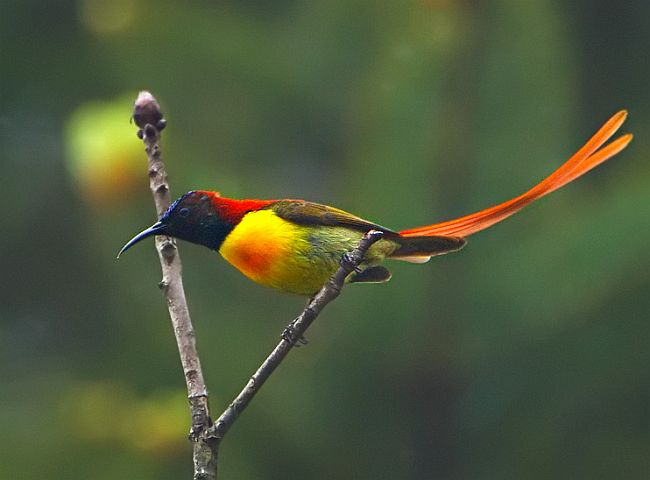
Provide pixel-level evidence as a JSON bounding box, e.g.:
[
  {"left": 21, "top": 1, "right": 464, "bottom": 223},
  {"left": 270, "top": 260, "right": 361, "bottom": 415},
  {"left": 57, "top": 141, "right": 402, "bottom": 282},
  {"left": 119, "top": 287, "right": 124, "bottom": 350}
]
[{"left": 119, "top": 111, "right": 632, "bottom": 296}]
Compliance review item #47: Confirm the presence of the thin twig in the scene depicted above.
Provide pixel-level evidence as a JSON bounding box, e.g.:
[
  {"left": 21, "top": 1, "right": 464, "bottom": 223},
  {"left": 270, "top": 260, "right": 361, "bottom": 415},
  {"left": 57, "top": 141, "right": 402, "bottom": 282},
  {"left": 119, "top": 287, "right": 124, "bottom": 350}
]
[
  {"left": 132, "top": 91, "right": 218, "bottom": 480},
  {"left": 132, "top": 91, "right": 384, "bottom": 476},
  {"left": 206, "top": 229, "right": 385, "bottom": 442}
]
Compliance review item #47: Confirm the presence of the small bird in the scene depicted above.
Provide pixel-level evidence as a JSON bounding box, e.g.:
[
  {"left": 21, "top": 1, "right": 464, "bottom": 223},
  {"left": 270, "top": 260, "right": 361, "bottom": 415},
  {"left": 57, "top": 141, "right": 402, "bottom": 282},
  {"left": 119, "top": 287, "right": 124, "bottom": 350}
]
[{"left": 119, "top": 111, "right": 632, "bottom": 296}]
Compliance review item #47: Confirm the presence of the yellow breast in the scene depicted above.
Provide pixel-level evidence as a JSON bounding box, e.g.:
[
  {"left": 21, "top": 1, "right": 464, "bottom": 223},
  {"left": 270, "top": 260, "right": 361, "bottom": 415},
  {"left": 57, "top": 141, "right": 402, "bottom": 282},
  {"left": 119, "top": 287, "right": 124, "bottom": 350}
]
[
  {"left": 219, "top": 210, "right": 312, "bottom": 293},
  {"left": 218, "top": 209, "right": 398, "bottom": 295}
]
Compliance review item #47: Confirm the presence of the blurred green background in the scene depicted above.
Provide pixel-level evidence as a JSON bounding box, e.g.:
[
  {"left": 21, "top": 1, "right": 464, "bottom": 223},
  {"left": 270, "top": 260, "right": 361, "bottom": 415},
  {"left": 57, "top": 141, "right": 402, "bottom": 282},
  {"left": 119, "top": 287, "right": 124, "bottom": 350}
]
[{"left": 2, "top": 1, "right": 648, "bottom": 479}]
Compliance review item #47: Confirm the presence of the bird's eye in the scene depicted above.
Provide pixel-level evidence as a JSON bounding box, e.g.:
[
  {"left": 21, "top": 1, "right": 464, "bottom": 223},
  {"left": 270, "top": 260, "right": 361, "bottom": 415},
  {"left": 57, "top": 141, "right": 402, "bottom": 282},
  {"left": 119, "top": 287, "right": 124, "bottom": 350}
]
[{"left": 179, "top": 207, "right": 190, "bottom": 217}]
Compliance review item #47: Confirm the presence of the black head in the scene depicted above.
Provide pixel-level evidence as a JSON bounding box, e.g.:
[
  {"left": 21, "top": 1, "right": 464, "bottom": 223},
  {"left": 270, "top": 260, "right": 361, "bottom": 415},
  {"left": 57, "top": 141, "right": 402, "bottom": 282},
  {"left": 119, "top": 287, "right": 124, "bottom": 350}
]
[{"left": 118, "top": 191, "right": 234, "bottom": 257}]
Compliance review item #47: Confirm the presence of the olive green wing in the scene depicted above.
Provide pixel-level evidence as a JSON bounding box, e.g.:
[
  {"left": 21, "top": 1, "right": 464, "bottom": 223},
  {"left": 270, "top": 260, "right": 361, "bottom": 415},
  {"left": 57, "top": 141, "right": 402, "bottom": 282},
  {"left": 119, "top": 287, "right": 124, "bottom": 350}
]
[
  {"left": 265, "top": 200, "right": 466, "bottom": 260},
  {"left": 265, "top": 200, "right": 399, "bottom": 236}
]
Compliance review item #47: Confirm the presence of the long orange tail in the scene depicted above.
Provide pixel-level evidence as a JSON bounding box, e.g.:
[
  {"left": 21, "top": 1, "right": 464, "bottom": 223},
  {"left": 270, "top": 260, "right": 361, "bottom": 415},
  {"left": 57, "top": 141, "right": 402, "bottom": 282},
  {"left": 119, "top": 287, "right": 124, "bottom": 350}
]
[{"left": 400, "top": 110, "right": 633, "bottom": 238}]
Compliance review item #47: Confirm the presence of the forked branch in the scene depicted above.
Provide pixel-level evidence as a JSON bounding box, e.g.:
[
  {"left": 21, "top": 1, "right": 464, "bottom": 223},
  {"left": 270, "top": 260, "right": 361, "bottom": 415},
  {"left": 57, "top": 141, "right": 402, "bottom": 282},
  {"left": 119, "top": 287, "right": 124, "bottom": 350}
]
[
  {"left": 207, "top": 229, "right": 384, "bottom": 442},
  {"left": 130, "top": 91, "right": 382, "bottom": 479}
]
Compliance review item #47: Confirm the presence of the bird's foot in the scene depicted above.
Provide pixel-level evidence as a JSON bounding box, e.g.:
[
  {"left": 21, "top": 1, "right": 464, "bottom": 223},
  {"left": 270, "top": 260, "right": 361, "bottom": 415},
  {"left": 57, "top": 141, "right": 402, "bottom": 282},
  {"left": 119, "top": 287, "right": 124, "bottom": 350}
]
[{"left": 281, "top": 319, "right": 308, "bottom": 346}]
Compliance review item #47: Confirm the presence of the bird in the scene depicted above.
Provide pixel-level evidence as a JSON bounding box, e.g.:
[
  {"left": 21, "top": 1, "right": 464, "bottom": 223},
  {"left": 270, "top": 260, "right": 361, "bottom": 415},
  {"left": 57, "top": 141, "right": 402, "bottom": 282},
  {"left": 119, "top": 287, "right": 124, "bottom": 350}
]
[{"left": 119, "top": 111, "right": 632, "bottom": 296}]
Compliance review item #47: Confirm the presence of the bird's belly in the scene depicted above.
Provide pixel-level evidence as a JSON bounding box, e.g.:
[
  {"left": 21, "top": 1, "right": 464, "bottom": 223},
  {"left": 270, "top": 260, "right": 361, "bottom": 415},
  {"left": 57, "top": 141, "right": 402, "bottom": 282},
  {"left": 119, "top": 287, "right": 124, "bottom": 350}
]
[{"left": 218, "top": 210, "right": 394, "bottom": 295}]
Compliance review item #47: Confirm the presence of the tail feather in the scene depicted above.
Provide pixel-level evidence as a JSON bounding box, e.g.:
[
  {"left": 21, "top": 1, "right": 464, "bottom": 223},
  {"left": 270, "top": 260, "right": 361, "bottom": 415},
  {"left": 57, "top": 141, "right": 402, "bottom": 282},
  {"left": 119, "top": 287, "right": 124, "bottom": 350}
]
[
  {"left": 390, "top": 235, "right": 466, "bottom": 263},
  {"left": 399, "top": 111, "right": 632, "bottom": 238}
]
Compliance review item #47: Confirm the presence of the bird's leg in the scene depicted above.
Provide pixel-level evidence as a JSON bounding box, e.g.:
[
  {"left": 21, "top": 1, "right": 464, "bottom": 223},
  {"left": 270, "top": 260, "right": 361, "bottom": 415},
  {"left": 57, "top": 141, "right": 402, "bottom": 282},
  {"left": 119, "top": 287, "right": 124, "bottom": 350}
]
[
  {"left": 342, "top": 252, "right": 365, "bottom": 274},
  {"left": 281, "top": 318, "right": 308, "bottom": 346},
  {"left": 280, "top": 297, "right": 314, "bottom": 346}
]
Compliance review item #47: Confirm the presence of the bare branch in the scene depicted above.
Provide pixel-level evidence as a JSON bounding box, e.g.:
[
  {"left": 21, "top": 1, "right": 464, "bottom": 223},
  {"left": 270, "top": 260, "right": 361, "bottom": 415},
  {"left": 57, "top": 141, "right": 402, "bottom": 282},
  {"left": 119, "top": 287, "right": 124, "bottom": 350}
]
[
  {"left": 207, "top": 229, "right": 385, "bottom": 442},
  {"left": 132, "top": 91, "right": 218, "bottom": 480},
  {"left": 131, "top": 91, "right": 383, "bottom": 476}
]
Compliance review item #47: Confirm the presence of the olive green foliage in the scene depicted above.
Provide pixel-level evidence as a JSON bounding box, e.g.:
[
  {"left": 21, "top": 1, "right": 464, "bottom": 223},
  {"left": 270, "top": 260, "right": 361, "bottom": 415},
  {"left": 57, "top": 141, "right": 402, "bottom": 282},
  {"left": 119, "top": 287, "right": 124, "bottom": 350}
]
[{"left": 1, "top": 1, "right": 648, "bottom": 479}]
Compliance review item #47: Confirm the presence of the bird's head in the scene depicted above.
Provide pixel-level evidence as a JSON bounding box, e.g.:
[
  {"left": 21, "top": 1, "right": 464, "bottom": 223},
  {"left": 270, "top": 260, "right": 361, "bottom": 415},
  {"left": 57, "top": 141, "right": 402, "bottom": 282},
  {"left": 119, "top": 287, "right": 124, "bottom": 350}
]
[{"left": 118, "top": 190, "right": 235, "bottom": 256}]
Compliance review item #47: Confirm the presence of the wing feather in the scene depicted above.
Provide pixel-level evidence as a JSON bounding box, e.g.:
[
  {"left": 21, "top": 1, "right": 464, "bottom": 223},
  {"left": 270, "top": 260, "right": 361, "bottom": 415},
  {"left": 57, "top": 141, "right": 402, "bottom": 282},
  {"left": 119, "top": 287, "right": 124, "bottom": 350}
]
[{"left": 266, "top": 200, "right": 399, "bottom": 236}]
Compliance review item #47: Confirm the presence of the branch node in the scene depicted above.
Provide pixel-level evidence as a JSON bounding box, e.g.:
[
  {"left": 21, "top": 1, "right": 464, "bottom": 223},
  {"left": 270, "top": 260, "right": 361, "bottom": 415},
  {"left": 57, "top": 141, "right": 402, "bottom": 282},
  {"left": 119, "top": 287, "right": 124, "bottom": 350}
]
[
  {"left": 189, "top": 424, "right": 206, "bottom": 442},
  {"left": 160, "top": 239, "right": 177, "bottom": 261},
  {"left": 326, "top": 280, "right": 342, "bottom": 296},
  {"left": 188, "top": 390, "right": 209, "bottom": 400},
  {"left": 132, "top": 90, "right": 164, "bottom": 129},
  {"left": 143, "top": 123, "right": 157, "bottom": 139}
]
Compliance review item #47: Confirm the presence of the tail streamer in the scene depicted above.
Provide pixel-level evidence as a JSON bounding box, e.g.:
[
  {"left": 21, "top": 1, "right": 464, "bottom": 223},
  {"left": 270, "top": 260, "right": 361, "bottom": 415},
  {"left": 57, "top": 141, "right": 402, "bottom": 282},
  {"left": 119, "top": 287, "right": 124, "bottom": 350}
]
[{"left": 400, "top": 111, "right": 632, "bottom": 238}]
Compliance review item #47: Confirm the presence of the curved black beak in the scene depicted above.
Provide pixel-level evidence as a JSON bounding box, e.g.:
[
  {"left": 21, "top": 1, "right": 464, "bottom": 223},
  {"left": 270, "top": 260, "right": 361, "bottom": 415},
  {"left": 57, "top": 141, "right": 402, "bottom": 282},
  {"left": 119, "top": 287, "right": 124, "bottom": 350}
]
[{"left": 117, "top": 221, "right": 168, "bottom": 258}]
